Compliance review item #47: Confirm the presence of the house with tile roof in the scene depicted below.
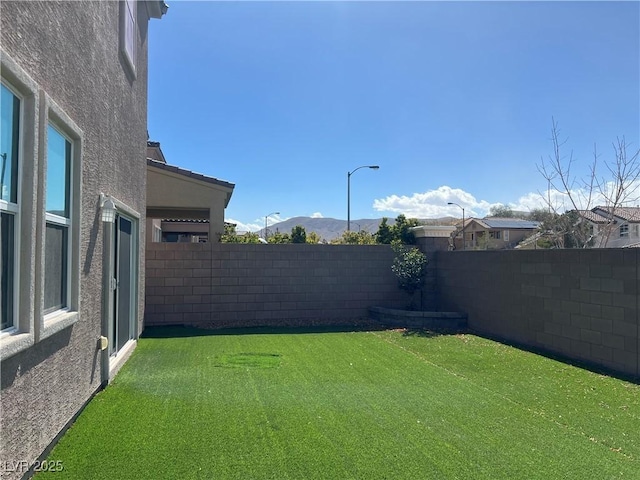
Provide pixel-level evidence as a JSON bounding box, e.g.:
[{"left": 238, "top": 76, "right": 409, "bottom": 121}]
[
  {"left": 578, "top": 206, "right": 640, "bottom": 248},
  {"left": 146, "top": 141, "right": 235, "bottom": 243}
]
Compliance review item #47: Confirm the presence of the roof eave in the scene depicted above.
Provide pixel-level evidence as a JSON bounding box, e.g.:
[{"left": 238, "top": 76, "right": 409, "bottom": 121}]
[{"left": 147, "top": 1, "right": 168, "bottom": 19}]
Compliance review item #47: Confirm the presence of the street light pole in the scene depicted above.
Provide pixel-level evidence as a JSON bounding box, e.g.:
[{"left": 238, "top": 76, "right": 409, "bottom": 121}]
[
  {"left": 264, "top": 211, "right": 280, "bottom": 240},
  {"left": 447, "top": 202, "right": 465, "bottom": 250},
  {"left": 347, "top": 165, "right": 380, "bottom": 231}
]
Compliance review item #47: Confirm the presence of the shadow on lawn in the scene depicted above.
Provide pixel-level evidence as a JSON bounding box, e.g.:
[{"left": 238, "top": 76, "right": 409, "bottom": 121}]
[
  {"left": 401, "top": 328, "right": 462, "bottom": 339},
  {"left": 141, "top": 323, "right": 390, "bottom": 339},
  {"left": 142, "top": 324, "right": 465, "bottom": 340}
]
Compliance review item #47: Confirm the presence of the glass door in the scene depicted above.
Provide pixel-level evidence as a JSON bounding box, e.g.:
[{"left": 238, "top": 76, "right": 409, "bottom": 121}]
[{"left": 111, "top": 214, "right": 136, "bottom": 355}]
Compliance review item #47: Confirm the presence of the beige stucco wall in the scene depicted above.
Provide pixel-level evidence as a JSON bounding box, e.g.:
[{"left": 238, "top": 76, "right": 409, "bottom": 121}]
[{"left": 146, "top": 165, "right": 232, "bottom": 242}]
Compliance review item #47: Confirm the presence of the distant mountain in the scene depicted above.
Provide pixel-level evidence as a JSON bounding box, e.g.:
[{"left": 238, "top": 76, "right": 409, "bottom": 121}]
[{"left": 261, "top": 216, "right": 458, "bottom": 241}]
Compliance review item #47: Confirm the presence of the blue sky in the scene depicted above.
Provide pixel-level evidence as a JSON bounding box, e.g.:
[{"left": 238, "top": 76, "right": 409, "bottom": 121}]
[{"left": 148, "top": 1, "right": 640, "bottom": 232}]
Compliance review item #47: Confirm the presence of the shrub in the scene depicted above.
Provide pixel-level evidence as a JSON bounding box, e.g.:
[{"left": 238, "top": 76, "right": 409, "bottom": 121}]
[{"left": 391, "top": 243, "right": 428, "bottom": 309}]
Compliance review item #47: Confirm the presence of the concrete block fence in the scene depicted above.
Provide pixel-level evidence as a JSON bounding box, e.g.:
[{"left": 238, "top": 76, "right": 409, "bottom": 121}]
[
  {"left": 436, "top": 249, "right": 639, "bottom": 378},
  {"left": 145, "top": 242, "right": 409, "bottom": 329}
]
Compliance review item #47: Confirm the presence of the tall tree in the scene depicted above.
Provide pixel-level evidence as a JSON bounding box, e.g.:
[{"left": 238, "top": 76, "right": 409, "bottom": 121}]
[
  {"left": 268, "top": 231, "right": 290, "bottom": 244},
  {"left": 392, "top": 214, "right": 419, "bottom": 245},
  {"left": 489, "top": 205, "right": 514, "bottom": 218},
  {"left": 306, "top": 231, "right": 321, "bottom": 244},
  {"left": 291, "top": 225, "right": 307, "bottom": 244},
  {"left": 375, "top": 217, "right": 394, "bottom": 244}
]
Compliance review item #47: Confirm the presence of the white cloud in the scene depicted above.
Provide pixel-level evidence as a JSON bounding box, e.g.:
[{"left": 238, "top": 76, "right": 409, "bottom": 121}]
[
  {"left": 372, "top": 183, "right": 639, "bottom": 220},
  {"left": 310, "top": 212, "right": 324, "bottom": 218},
  {"left": 512, "top": 181, "right": 640, "bottom": 214},
  {"left": 372, "top": 185, "right": 497, "bottom": 218},
  {"left": 224, "top": 218, "right": 262, "bottom": 233},
  {"left": 227, "top": 214, "right": 291, "bottom": 233}
]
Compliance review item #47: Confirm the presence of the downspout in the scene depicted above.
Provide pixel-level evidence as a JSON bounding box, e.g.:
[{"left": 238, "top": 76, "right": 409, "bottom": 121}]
[{"left": 100, "top": 195, "right": 116, "bottom": 386}]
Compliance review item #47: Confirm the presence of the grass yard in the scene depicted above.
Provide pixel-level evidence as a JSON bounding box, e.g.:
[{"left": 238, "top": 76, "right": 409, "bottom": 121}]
[{"left": 39, "top": 327, "right": 639, "bottom": 479}]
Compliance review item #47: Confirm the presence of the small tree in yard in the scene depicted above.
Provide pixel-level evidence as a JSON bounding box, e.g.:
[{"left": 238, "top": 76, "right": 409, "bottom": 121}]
[{"left": 391, "top": 243, "right": 428, "bottom": 310}]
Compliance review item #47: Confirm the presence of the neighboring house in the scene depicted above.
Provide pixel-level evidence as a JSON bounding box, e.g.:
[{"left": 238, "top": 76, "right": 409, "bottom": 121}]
[
  {"left": 146, "top": 141, "right": 235, "bottom": 243},
  {"left": 411, "top": 225, "right": 457, "bottom": 251},
  {"left": 579, "top": 206, "right": 640, "bottom": 248},
  {"left": 0, "top": 1, "right": 166, "bottom": 477},
  {"left": 456, "top": 217, "right": 540, "bottom": 250},
  {"left": 159, "top": 218, "right": 210, "bottom": 243}
]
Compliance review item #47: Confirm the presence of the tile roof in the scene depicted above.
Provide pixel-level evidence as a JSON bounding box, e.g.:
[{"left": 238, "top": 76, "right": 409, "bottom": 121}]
[
  {"left": 593, "top": 206, "right": 640, "bottom": 222},
  {"left": 478, "top": 218, "right": 540, "bottom": 229},
  {"left": 162, "top": 218, "right": 210, "bottom": 224},
  {"left": 147, "top": 158, "right": 235, "bottom": 189},
  {"left": 577, "top": 210, "right": 611, "bottom": 224}
]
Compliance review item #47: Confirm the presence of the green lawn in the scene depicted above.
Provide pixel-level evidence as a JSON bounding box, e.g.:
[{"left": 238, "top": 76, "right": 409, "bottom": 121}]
[{"left": 39, "top": 327, "right": 639, "bottom": 479}]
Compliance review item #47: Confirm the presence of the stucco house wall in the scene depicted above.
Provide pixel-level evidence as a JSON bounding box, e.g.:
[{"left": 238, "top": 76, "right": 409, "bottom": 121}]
[{"left": 0, "top": 2, "right": 163, "bottom": 476}]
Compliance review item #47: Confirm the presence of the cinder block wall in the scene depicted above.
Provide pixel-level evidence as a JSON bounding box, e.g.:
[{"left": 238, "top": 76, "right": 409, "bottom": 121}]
[
  {"left": 145, "top": 243, "right": 408, "bottom": 328},
  {"left": 436, "top": 249, "right": 639, "bottom": 378}
]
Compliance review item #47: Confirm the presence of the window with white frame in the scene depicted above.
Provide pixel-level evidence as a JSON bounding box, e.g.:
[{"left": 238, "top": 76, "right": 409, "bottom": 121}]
[
  {"left": 503, "top": 230, "right": 510, "bottom": 242},
  {"left": 1, "top": 51, "right": 82, "bottom": 359},
  {"left": 152, "top": 224, "right": 162, "bottom": 242},
  {"left": 0, "top": 83, "right": 20, "bottom": 330},
  {"left": 121, "top": 0, "right": 137, "bottom": 74},
  {"left": 620, "top": 224, "right": 629, "bottom": 237},
  {"left": 44, "top": 124, "right": 72, "bottom": 314}
]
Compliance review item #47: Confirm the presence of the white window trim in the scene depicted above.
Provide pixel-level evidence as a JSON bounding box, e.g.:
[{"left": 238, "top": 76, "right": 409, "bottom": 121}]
[
  {"left": 1, "top": 82, "right": 22, "bottom": 334},
  {"left": 504, "top": 230, "right": 510, "bottom": 242},
  {"left": 43, "top": 124, "right": 73, "bottom": 317},
  {"left": 38, "top": 94, "right": 82, "bottom": 342},
  {"left": 620, "top": 224, "right": 629, "bottom": 237},
  {"left": 120, "top": 0, "right": 138, "bottom": 78},
  {"left": 0, "top": 50, "right": 39, "bottom": 361}
]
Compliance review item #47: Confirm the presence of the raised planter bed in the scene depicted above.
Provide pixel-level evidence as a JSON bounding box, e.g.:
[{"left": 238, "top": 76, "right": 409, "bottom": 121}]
[{"left": 369, "top": 306, "right": 467, "bottom": 332}]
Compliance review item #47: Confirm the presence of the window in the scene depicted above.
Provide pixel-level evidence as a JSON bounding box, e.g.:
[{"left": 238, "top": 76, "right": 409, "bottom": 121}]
[
  {"left": 1, "top": 51, "right": 83, "bottom": 358},
  {"left": 503, "top": 230, "right": 510, "bottom": 242},
  {"left": 0, "top": 83, "right": 20, "bottom": 330},
  {"left": 37, "top": 97, "right": 82, "bottom": 341},
  {"left": 620, "top": 224, "right": 629, "bottom": 237},
  {"left": 152, "top": 224, "right": 162, "bottom": 242},
  {"left": 121, "top": 0, "right": 137, "bottom": 74},
  {"left": 490, "top": 231, "right": 501, "bottom": 240},
  {"left": 44, "top": 124, "right": 72, "bottom": 314}
]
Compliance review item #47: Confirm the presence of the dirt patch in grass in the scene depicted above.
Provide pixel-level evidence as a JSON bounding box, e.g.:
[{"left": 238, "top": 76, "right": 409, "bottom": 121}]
[{"left": 213, "top": 353, "right": 282, "bottom": 369}]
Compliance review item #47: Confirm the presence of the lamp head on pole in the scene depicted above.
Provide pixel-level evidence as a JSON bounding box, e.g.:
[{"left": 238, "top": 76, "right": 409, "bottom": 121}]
[
  {"left": 101, "top": 197, "right": 116, "bottom": 224},
  {"left": 349, "top": 165, "right": 380, "bottom": 176}
]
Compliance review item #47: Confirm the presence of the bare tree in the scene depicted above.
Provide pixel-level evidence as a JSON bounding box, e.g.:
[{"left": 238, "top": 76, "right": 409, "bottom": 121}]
[{"left": 537, "top": 118, "right": 640, "bottom": 248}]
